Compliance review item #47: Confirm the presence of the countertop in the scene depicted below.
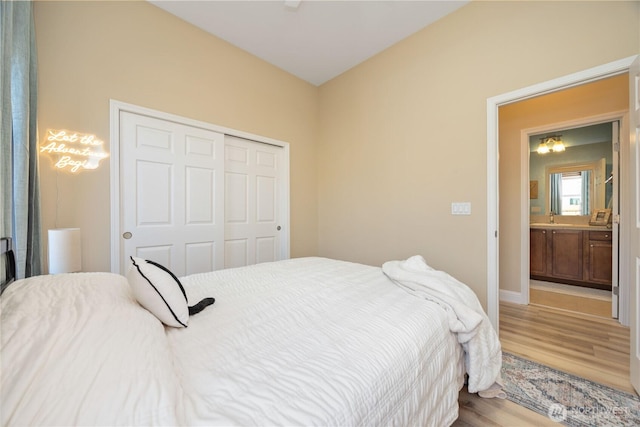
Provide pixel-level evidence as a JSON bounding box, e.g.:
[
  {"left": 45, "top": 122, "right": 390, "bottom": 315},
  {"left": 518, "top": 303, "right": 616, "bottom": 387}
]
[{"left": 529, "top": 223, "right": 612, "bottom": 231}]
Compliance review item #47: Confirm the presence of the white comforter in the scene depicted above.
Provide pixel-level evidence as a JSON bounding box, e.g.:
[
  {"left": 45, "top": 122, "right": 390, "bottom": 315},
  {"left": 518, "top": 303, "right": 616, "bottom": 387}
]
[
  {"left": 0, "top": 273, "right": 180, "bottom": 426},
  {"left": 170, "top": 257, "right": 464, "bottom": 426},
  {"left": 0, "top": 257, "right": 479, "bottom": 426}
]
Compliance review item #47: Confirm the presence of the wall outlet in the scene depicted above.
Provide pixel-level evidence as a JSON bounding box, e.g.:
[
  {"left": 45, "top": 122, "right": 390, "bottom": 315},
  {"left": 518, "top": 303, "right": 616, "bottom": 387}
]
[{"left": 451, "top": 202, "right": 471, "bottom": 215}]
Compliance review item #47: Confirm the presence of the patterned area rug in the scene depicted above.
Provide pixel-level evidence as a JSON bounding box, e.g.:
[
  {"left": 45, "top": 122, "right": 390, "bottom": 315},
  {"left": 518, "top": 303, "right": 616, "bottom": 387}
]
[{"left": 502, "top": 352, "right": 640, "bottom": 426}]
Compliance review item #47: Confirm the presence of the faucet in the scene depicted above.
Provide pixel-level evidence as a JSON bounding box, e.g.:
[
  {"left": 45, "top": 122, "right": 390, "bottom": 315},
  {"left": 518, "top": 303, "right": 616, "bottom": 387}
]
[{"left": 549, "top": 211, "right": 554, "bottom": 224}]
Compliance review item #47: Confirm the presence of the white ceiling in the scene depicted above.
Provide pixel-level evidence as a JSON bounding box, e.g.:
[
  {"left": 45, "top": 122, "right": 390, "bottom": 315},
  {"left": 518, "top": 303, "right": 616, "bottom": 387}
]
[{"left": 148, "top": 1, "right": 469, "bottom": 86}]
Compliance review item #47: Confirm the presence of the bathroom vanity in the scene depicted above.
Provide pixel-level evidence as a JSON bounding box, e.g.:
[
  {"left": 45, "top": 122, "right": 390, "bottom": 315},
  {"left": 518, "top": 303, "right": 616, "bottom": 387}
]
[{"left": 530, "top": 224, "right": 612, "bottom": 290}]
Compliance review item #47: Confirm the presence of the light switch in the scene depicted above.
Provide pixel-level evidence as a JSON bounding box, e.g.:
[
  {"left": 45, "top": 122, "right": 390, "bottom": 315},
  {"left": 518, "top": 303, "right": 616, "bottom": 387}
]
[{"left": 451, "top": 202, "right": 471, "bottom": 215}]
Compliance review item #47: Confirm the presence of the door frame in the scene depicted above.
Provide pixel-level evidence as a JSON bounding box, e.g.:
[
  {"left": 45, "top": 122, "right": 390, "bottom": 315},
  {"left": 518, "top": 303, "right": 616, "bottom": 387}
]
[
  {"left": 486, "top": 55, "right": 637, "bottom": 331},
  {"left": 109, "top": 100, "right": 290, "bottom": 274},
  {"left": 518, "top": 114, "right": 626, "bottom": 316}
]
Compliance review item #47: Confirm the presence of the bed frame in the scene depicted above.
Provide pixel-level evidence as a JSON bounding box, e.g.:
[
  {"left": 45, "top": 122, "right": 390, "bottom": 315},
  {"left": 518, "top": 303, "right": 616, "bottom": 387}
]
[{"left": 1, "top": 237, "right": 16, "bottom": 295}]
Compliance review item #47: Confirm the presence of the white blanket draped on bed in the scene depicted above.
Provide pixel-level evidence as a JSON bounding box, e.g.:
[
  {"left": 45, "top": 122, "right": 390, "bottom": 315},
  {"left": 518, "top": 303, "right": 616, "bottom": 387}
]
[{"left": 382, "top": 255, "right": 504, "bottom": 398}]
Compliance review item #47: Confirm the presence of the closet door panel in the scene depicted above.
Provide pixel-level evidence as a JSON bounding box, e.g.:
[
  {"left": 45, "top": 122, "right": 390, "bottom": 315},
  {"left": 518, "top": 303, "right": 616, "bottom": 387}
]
[
  {"left": 224, "top": 136, "right": 283, "bottom": 268},
  {"left": 120, "top": 112, "right": 225, "bottom": 276}
]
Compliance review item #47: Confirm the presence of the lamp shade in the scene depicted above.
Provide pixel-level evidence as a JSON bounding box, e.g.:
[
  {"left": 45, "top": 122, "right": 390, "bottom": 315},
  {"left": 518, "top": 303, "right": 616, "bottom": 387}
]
[
  {"left": 536, "top": 142, "right": 550, "bottom": 154},
  {"left": 551, "top": 139, "right": 566, "bottom": 152},
  {"left": 48, "top": 228, "right": 82, "bottom": 274}
]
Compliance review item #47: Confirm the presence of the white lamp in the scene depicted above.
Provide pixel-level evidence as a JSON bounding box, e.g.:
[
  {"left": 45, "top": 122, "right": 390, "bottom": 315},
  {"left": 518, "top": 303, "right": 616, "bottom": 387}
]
[{"left": 48, "top": 228, "right": 82, "bottom": 274}]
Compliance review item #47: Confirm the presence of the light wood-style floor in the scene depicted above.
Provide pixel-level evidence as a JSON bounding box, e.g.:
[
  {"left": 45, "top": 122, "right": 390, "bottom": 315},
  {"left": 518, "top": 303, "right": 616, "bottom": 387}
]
[
  {"left": 453, "top": 302, "right": 633, "bottom": 426},
  {"left": 529, "top": 280, "right": 611, "bottom": 318}
]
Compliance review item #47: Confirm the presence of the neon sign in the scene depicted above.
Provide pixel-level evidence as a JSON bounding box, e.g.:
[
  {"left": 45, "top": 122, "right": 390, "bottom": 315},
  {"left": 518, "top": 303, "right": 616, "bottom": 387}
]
[{"left": 40, "top": 129, "right": 109, "bottom": 173}]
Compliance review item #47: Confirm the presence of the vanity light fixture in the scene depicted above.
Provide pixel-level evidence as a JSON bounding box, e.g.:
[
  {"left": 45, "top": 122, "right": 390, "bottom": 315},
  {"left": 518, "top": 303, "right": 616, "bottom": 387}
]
[{"left": 536, "top": 135, "right": 565, "bottom": 154}]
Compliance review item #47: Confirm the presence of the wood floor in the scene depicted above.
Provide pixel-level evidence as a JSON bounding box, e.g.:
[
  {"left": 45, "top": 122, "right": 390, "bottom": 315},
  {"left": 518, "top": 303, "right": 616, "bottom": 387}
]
[
  {"left": 453, "top": 302, "right": 633, "bottom": 426},
  {"left": 529, "top": 281, "right": 611, "bottom": 318}
]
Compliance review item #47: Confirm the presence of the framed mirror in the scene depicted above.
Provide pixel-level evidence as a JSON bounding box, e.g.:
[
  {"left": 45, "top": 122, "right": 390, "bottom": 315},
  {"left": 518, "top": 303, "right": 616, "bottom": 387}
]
[
  {"left": 545, "top": 160, "right": 605, "bottom": 216},
  {"left": 529, "top": 122, "right": 613, "bottom": 218}
]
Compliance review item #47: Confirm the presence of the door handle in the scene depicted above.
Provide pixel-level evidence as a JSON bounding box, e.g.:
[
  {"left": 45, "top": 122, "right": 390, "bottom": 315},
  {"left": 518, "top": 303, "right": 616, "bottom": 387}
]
[{"left": 123, "top": 232, "right": 132, "bottom": 239}]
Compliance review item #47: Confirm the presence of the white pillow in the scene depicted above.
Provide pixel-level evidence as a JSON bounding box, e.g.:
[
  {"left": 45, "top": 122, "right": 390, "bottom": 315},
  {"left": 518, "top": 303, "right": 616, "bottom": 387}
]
[{"left": 126, "top": 256, "right": 189, "bottom": 328}]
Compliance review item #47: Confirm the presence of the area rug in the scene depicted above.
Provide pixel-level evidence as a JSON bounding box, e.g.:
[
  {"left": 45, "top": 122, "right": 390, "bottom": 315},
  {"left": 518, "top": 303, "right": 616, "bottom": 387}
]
[{"left": 502, "top": 352, "right": 640, "bottom": 426}]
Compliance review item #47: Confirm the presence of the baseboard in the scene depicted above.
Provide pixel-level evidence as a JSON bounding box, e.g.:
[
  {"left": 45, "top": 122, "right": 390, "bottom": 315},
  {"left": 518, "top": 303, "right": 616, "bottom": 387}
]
[{"left": 500, "top": 289, "right": 526, "bottom": 304}]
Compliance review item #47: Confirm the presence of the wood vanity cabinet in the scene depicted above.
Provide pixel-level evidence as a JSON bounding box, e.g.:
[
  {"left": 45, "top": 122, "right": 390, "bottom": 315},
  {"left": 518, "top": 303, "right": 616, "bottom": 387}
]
[
  {"left": 530, "top": 227, "right": 612, "bottom": 290},
  {"left": 587, "top": 231, "right": 613, "bottom": 286},
  {"left": 549, "top": 229, "right": 584, "bottom": 281},
  {"left": 529, "top": 229, "right": 548, "bottom": 276}
]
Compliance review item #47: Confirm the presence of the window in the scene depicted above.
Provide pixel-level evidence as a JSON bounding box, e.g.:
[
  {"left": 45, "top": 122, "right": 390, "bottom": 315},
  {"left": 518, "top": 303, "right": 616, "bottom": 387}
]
[
  {"left": 546, "top": 161, "right": 600, "bottom": 216},
  {"left": 557, "top": 172, "right": 583, "bottom": 215}
]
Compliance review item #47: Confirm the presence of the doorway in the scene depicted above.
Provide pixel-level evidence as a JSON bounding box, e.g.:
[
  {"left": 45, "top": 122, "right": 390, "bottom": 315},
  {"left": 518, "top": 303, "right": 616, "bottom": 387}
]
[
  {"left": 496, "top": 74, "right": 628, "bottom": 321},
  {"left": 486, "top": 57, "right": 635, "bottom": 331},
  {"left": 488, "top": 55, "right": 640, "bottom": 397},
  {"left": 525, "top": 120, "right": 620, "bottom": 318}
]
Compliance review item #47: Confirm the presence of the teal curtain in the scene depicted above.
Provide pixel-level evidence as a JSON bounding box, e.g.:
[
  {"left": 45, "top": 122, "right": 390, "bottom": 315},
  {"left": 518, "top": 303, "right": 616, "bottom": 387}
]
[
  {"left": 581, "top": 170, "right": 591, "bottom": 215},
  {"left": 550, "top": 173, "right": 562, "bottom": 215},
  {"left": 1, "top": 1, "right": 42, "bottom": 278}
]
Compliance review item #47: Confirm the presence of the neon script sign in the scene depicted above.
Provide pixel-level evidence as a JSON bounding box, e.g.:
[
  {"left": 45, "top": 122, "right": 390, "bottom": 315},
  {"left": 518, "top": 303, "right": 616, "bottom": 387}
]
[{"left": 40, "top": 129, "right": 109, "bottom": 173}]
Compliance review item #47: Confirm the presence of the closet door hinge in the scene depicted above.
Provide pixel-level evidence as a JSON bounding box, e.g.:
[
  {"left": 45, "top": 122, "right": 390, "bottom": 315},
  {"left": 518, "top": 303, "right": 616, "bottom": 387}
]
[
  {"left": 613, "top": 286, "right": 619, "bottom": 296},
  {"left": 613, "top": 141, "right": 620, "bottom": 152}
]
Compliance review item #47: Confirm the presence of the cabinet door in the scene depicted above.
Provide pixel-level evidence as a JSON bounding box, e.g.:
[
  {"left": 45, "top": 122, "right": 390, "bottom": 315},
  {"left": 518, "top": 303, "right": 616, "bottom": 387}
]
[
  {"left": 550, "top": 229, "right": 583, "bottom": 281},
  {"left": 530, "top": 229, "right": 547, "bottom": 276},
  {"left": 588, "top": 240, "right": 612, "bottom": 286}
]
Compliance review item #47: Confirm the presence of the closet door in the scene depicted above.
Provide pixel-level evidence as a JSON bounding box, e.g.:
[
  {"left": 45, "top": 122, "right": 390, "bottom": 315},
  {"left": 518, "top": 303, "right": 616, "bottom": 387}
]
[
  {"left": 224, "top": 136, "right": 284, "bottom": 268},
  {"left": 120, "top": 112, "right": 225, "bottom": 276}
]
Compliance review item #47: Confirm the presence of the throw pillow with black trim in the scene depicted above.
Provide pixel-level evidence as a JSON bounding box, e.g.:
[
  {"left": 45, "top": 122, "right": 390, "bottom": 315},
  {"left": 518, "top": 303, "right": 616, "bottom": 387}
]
[{"left": 127, "top": 257, "right": 215, "bottom": 328}]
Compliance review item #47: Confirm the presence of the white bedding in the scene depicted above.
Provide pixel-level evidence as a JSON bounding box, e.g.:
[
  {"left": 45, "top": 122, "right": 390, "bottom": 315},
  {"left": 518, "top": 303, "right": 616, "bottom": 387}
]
[
  {"left": 1, "top": 257, "right": 476, "bottom": 426},
  {"left": 0, "top": 273, "right": 180, "bottom": 426},
  {"left": 170, "top": 257, "right": 464, "bottom": 426}
]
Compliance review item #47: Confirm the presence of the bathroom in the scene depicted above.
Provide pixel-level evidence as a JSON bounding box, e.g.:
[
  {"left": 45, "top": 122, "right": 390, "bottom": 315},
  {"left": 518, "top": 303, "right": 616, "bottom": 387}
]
[{"left": 528, "top": 121, "right": 617, "bottom": 318}]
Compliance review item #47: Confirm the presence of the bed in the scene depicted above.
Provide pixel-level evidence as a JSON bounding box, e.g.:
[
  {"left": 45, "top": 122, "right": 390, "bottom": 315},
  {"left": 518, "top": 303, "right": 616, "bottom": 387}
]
[{"left": 0, "top": 238, "right": 502, "bottom": 426}]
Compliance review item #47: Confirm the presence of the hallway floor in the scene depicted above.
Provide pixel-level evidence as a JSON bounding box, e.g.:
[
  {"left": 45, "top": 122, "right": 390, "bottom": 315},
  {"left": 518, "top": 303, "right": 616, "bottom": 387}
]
[{"left": 529, "top": 279, "right": 611, "bottom": 317}]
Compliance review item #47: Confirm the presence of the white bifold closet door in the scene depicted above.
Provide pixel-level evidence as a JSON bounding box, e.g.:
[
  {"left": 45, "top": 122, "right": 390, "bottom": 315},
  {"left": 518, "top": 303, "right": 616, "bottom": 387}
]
[
  {"left": 119, "top": 111, "right": 285, "bottom": 277},
  {"left": 224, "top": 136, "right": 282, "bottom": 268}
]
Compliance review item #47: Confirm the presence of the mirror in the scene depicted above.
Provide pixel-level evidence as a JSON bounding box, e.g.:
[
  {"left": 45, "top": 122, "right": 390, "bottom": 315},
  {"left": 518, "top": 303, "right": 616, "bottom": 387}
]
[
  {"left": 546, "top": 161, "right": 604, "bottom": 216},
  {"left": 529, "top": 123, "right": 613, "bottom": 217}
]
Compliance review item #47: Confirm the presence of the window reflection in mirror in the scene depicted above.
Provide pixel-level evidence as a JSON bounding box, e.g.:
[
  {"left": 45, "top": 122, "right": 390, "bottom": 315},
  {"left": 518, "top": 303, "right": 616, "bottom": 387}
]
[
  {"left": 548, "top": 166, "right": 595, "bottom": 216},
  {"left": 545, "top": 160, "right": 607, "bottom": 216}
]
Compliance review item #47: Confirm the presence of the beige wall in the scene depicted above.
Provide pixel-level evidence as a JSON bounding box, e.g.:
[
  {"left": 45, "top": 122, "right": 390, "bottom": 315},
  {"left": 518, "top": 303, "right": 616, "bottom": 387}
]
[
  {"left": 499, "top": 75, "right": 629, "bottom": 293},
  {"left": 35, "top": 1, "right": 319, "bottom": 272},
  {"left": 35, "top": 1, "right": 640, "bottom": 309},
  {"left": 317, "top": 1, "right": 639, "bottom": 307}
]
